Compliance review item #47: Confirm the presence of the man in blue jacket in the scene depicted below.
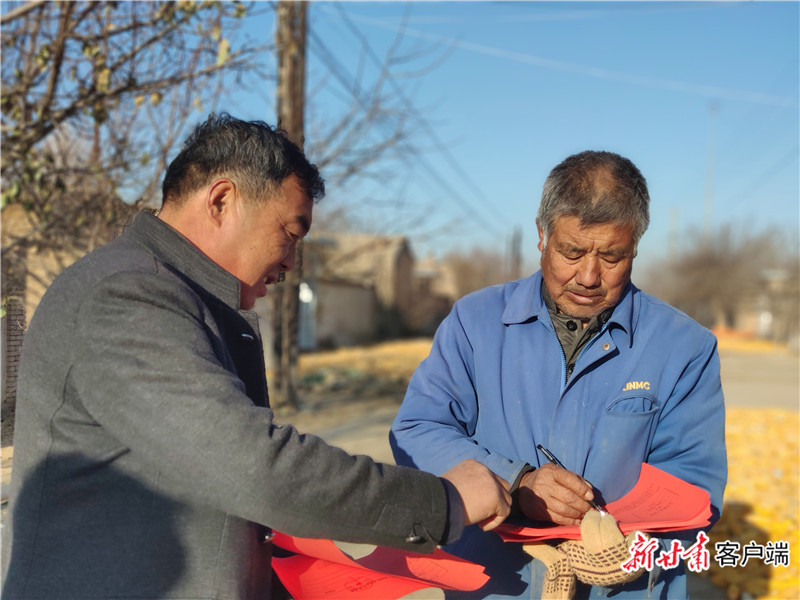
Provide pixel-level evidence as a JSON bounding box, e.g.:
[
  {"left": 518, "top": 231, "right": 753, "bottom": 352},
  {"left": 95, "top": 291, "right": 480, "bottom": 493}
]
[{"left": 391, "top": 150, "right": 727, "bottom": 599}]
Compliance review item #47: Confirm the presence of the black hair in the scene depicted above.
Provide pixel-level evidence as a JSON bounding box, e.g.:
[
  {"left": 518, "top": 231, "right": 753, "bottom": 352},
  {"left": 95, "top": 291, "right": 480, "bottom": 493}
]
[{"left": 161, "top": 113, "right": 325, "bottom": 206}]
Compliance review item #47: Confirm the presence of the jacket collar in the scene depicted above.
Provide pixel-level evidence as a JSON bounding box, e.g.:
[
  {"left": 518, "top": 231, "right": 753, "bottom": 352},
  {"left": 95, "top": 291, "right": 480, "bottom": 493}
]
[
  {"left": 501, "top": 271, "right": 637, "bottom": 346},
  {"left": 125, "top": 210, "right": 243, "bottom": 310}
]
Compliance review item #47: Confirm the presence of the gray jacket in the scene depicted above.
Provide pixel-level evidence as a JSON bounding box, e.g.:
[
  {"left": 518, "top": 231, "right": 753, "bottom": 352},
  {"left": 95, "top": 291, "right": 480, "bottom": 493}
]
[{"left": 2, "top": 211, "right": 450, "bottom": 600}]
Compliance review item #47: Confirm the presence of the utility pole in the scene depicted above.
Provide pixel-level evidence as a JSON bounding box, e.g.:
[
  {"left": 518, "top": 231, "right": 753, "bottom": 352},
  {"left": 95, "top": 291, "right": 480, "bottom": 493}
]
[
  {"left": 668, "top": 207, "right": 679, "bottom": 264},
  {"left": 703, "top": 101, "right": 718, "bottom": 243},
  {"left": 274, "top": 1, "right": 306, "bottom": 410},
  {"left": 507, "top": 226, "right": 522, "bottom": 280}
]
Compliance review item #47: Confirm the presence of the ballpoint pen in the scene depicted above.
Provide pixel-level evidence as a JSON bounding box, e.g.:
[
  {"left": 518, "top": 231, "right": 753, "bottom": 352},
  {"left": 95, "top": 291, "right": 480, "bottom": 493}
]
[{"left": 536, "top": 444, "right": 605, "bottom": 514}]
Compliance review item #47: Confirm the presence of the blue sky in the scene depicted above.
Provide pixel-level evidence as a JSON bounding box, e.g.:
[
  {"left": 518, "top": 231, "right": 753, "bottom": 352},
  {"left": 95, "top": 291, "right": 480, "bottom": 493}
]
[{"left": 232, "top": 1, "right": 799, "bottom": 275}]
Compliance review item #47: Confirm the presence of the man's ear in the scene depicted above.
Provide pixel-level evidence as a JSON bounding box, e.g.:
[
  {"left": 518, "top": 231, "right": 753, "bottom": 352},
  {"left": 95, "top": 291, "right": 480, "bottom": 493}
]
[
  {"left": 536, "top": 221, "right": 546, "bottom": 252},
  {"left": 205, "top": 178, "right": 238, "bottom": 227}
]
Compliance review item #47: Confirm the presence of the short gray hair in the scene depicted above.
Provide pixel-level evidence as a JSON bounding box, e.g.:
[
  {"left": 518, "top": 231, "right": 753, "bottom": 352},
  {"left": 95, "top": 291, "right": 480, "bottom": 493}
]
[{"left": 537, "top": 150, "right": 649, "bottom": 249}]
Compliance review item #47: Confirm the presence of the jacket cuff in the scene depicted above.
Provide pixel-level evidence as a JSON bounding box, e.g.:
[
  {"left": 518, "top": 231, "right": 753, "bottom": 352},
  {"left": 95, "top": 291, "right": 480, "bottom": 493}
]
[
  {"left": 510, "top": 463, "right": 536, "bottom": 493},
  {"left": 440, "top": 478, "right": 466, "bottom": 544},
  {"left": 483, "top": 453, "right": 532, "bottom": 490}
]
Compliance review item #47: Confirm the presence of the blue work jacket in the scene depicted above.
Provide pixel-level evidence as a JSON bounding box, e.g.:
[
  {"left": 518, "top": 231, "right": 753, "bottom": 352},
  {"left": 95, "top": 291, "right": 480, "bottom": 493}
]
[{"left": 391, "top": 271, "right": 727, "bottom": 599}]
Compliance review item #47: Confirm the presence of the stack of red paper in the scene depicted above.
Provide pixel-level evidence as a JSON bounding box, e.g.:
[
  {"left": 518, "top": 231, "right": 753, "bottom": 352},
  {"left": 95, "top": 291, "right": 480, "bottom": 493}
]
[
  {"left": 272, "top": 532, "right": 489, "bottom": 599},
  {"left": 496, "top": 463, "right": 712, "bottom": 543},
  {"left": 271, "top": 463, "right": 711, "bottom": 599}
]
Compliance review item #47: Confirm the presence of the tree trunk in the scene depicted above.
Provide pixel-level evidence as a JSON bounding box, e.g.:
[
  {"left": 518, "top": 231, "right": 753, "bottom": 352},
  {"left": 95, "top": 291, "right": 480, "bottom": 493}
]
[{"left": 273, "top": 1, "right": 306, "bottom": 411}]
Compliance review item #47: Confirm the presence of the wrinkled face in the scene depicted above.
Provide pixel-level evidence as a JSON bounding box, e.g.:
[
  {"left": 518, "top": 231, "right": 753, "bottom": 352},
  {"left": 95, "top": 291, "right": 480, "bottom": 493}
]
[
  {"left": 223, "top": 175, "right": 312, "bottom": 310},
  {"left": 538, "top": 216, "right": 635, "bottom": 321}
]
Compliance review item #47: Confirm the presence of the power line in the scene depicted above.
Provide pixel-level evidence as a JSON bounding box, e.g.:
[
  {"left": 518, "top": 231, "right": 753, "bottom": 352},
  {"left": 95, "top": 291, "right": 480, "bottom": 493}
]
[
  {"left": 342, "top": 9, "right": 796, "bottom": 108},
  {"left": 333, "top": 3, "right": 509, "bottom": 231},
  {"left": 724, "top": 148, "right": 799, "bottom": 212},
  {"left": 308, "top": 3, "right": 507, "bottom": 234}
]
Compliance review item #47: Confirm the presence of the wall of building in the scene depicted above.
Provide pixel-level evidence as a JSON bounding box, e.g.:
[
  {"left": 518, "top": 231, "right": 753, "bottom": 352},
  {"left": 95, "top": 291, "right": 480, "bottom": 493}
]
[{"left": 314, "top": 282, "right": 378, "bottom": 348}]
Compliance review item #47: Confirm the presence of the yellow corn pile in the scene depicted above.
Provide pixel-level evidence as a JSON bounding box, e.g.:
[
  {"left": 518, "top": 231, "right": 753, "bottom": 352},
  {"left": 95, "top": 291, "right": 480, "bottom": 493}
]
[{"left": 702, "top": 408, "right": 799, "bottom": 599}]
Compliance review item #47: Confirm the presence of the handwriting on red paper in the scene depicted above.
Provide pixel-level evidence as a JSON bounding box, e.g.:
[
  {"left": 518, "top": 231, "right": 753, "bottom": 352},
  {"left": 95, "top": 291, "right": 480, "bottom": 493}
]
[{"left": 496, "top": 463, "right": 712, "bottom": 543}]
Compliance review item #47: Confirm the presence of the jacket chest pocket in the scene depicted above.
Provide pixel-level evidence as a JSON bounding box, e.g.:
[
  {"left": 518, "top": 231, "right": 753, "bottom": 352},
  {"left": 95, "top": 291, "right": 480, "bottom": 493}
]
[{"left": 585, "top": 393, "right": 659, "bottom": 502}]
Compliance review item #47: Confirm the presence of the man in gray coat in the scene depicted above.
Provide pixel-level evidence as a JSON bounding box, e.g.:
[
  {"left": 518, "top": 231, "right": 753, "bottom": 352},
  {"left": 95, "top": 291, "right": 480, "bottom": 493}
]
[{"left": 2, "top": 114, "right": 511, "bottom": 600}]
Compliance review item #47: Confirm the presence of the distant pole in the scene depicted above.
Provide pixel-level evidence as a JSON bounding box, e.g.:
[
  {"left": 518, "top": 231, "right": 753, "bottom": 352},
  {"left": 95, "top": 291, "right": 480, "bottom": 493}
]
[
  {"left": 508, "top": 226, "right": 522, "bottom": 280},
  {"left": 668, "top": 207, "right": 679, "bottom": 263},
  {"left": 274, "top": 1, "right": 306, "bottom": 410},
  {"left": 703, "top": 102, "right": 718, "bottom": 242}
]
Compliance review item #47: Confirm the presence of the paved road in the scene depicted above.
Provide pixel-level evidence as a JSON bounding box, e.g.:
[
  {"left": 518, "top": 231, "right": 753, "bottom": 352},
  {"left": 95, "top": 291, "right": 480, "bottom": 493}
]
[
  {"left": 306, "top": 348, "right": 800, "bottom": 463},
  {"left": 718, "top": 348, "right": 799, "bottom": 410}
]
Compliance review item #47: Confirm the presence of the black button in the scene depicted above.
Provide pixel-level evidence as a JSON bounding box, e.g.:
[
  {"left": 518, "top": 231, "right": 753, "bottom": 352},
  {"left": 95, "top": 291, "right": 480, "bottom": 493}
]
[
  {"left": 566, "top": 321, "right": 578, "bottom": 331},
  {"left": 405, "top": 534, "right": 423, "bottom": 543}
]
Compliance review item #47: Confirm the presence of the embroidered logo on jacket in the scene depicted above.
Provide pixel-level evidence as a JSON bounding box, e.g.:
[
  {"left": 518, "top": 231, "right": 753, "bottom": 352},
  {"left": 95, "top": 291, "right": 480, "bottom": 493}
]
[{"left": 622, "top": 381, "right": 651, "bottom": 391}]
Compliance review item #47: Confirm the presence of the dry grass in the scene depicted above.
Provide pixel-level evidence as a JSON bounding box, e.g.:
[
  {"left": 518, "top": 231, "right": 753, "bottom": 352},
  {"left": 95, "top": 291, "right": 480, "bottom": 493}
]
[{"left": 297, "top": 338, "right": 434, "bottom": 381}]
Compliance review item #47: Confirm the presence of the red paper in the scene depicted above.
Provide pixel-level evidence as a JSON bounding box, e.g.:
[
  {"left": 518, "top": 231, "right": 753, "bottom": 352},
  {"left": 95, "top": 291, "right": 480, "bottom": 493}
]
[
  {"left": 496, "top": 463, "right": 712, "bottom": 543},
  {"left": 272, "top": 533, "right": 489, "bottom": 600},
  {"left": 272, "top": 555, "right": 436, "bottom": 599}
]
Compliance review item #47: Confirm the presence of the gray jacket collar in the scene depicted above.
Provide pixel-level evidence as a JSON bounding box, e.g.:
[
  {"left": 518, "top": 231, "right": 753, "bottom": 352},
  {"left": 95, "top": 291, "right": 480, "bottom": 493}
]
[{"left": 125, "top": 210, "right": 242, "bottom": 310}]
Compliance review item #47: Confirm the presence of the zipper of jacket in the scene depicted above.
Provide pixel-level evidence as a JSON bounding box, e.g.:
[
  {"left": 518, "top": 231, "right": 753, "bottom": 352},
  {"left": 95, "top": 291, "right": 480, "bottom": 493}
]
[
  {"left": 542, "top": 319, "right": 570, "bottom": 390},
  {"left": 570, "top": 320, "right": 612, "bottom": 383},
  {"left": 547, "top": 318, "right": 612, "bottom": 388}
]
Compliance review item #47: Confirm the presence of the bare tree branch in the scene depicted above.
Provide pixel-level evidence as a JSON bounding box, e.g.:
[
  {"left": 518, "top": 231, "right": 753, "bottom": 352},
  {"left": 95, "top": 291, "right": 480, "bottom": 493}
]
[
  {"left": 0, "top": 0, "right": 48, "bottom": 25},
  {"left": 1, "top": 0, "right": 270, "bottom": 305}
]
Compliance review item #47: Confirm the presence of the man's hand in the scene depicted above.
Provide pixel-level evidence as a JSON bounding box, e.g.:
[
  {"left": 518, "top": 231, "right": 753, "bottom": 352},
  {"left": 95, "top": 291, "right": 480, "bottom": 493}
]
[
  {"left": 441, "top": 459, "right": 512, "bottom": 531},
  {"left": 516, "top": 463, "right": 595, "bottom": 525}
]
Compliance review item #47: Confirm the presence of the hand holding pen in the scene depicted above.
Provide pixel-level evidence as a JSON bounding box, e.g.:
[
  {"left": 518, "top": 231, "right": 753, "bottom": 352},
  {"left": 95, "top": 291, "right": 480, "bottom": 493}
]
[
  {"left": 536, "top": 444, "right": 605, "bottom": 514},
  {"left": 514, "top": 446, "right": 603, "bottom": 526}
]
